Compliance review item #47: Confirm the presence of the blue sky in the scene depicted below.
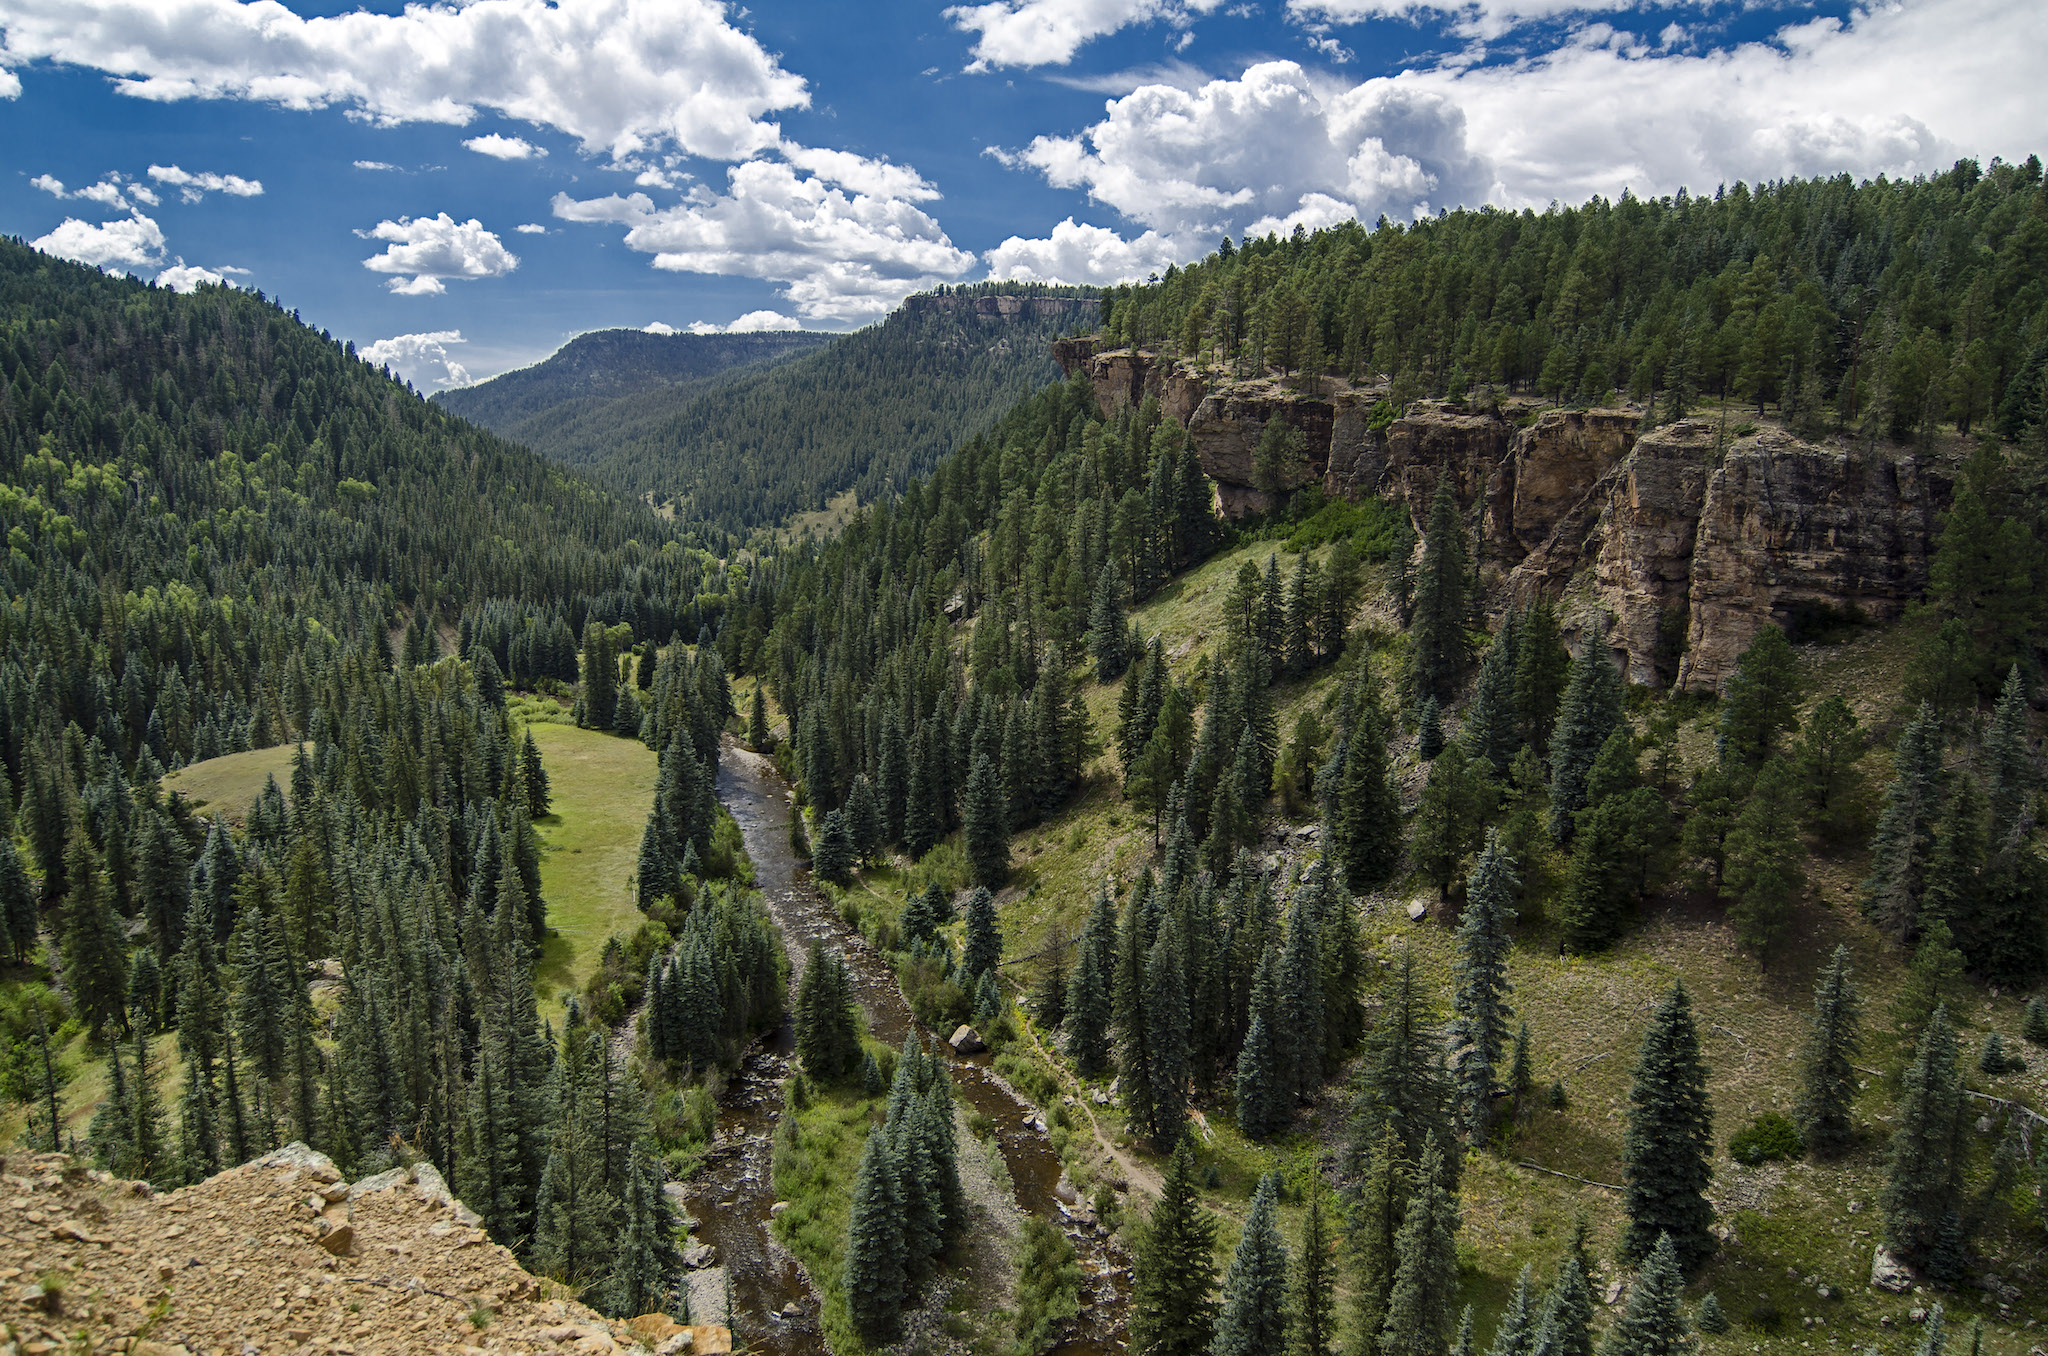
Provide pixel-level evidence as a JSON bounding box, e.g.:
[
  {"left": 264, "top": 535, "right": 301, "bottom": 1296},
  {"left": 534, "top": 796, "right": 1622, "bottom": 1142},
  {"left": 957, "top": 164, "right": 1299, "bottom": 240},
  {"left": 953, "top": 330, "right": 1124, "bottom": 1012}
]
[{"left": 2, "top": 0, "right": 2040, "bottom": 388}]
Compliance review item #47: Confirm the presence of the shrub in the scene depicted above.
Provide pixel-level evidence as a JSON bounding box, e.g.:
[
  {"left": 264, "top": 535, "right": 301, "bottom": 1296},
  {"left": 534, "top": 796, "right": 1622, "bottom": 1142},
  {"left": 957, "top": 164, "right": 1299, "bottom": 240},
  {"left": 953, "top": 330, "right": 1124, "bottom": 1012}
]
[
  {"left": 1729, "top": 1111, "right": 1804, "bottom": 1165},
  {"left": 1011, "top": 1216, "right": 1080, "bottom": 1355}
]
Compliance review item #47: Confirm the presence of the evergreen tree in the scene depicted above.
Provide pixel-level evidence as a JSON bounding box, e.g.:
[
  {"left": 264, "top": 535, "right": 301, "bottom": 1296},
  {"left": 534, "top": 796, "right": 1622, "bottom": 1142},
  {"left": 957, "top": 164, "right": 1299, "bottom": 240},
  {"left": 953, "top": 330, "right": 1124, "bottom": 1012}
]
[
  {"left": 1066, "top": 885, "right": 1118, "bottom": 1077},
  {"left": 1543, "top": 1242, "right": 1596, "bottom": 1356},
  {"left": 1212, "top": 1172, "right": 1290, "bottom": 1356},
  {"left": 964, "top": 753, "right": 1011, "bottom": 887},
  {"left": 1031, "top": 934, "right": 1068, "bottom": 1032},
  {"left": 793, "top": 940, "right": 861, "bottom": 1082},
  {"left": 1694, "top": 1294, "right": 1728, "bottom": 1335},
  {"left": 1234, "top": 942, "right": 1287, "bottom": 1139},
  {"left": 1714, "top": 625, "right": 1801, "bottom": 770},
  {"left": 1487, "top": 1266, "right": 1539, "bottom": 1356},
  {"left": 1894, "top": 917, "right": 1969, "bottom": 1037},
  {"left": 580, "top": 623, "right": 618, "bottom": 732},
  {"left": 604, "top": 1143, "right": 679, "bottom": 1319},
  {"left": 1621, "top": 982, "right": 1715, "bottom": 1271},
  {"left": 63, "top": 826, "right": 129, "bottom": 1038},
  {"left": 1130, "top": 1138, "right": 1218, "bottom": 1356},
  {"left": 1793, "top": 944, "right": 1862, "bottom": 1158},
  {"left": 844, "top": 1124, "right": 908, "bottom": 1343},
  {"left": 1794, "top": 695, "right": 1863, "bottom": 832},
  {"left": 520, "top": 730, "right": 552, "bottom": 818},
  {"left": 1417, "top": 698, "right": 1446, "bottom": 761},
  {"left": 1380, "top": 1135, "right": 1462, "bottom": 1356},
  {"left": 1332, "top": 705, "right": 1404, "bottom": 893},
  {"left": 1290, "top": 1177, "right": 1338, "bottom": 1356},
  {"left": 1721, "top": 756, "right": 1805, "bottom": 964},
  {"left": 1548, "top": 646, "right": 1624, "bottom": 841},
  {"left": 2024, "top": 996, "right": 2048, "bottom": 1046},
  {"left": 1413, "top": 741, "right": 1491, "bottom": 900},
  {"left": 1882, "top": 1003, "right": 1965, "bottom": 1268},
  {"left": 1348, "top": 1121, "right": 1407, "bottom": 1352},
  {"left": 813, "top": 809, "right": 857, "bottom": 886},
  {"left": 1514, "top": 597, "right": 1571, "bottom": 758},
  {"left": 1348, "top": 951, "right": 1458, "bottom": 1192},
  {"left": 962, "top": 885, "right": 1003, "bottom": 980},
  {"left": 0, "top": 836, "right": 38, "bottom": 964},
  {"left": 1453, "top": 831, "right": 1517, "bottom": 1143},
  {"left": 748, "top": 685, "right": 773, "bottom": 752},
  {"left": 1145, "top": 910, "right": 1193, "bottom": 1151},
  {"left": 1465, "top": 628, "right": 1521, "bottom": 776},
  {"left": 1598, "top": 1233, "right": 1689, "bottom": 1356},
  {"left": 1862, "top": 702, "right": 1945, "bottom": 940},
  {"left": 844, "top": 775, "right": 883, "bottom": 863},
  {"left": 1090, "top": 563, "right": 1133, "bottom": 682},
  {"left": 1408, "top": 480, "right": 1473, "bottom": 705}
]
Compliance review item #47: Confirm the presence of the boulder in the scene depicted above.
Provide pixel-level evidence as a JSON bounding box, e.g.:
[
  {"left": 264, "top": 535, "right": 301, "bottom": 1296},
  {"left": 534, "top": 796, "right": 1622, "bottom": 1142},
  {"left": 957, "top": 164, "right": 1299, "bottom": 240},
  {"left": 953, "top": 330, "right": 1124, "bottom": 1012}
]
[
  {"left": 681, "top": 1242, "right": 719, "bottom": 1269},
  {"left": 1406, "top": 900, "right": 1429, "bottom": 922},
  {"left": 1870, "top": 1245, "right": 1915, "bottom": 1294},
  {"left": 316, "top": 1222, "right": 355, "bottom": 1257},
  {"left": 350, "top": 1167, "right": 411, "bottom": 1198},
  {"left": 949, "top": 1024, "right": 987, "bottom": 1054},
  {"left": 254, "top": 1142, "right": 342, "bottom": 1184}
]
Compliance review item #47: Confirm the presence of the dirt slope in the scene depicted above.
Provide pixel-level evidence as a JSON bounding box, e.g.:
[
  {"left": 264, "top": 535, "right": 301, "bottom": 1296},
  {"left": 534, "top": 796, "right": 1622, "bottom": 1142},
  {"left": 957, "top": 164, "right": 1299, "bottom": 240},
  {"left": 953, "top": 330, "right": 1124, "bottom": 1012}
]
[{"left": 0, "top": 1147, "right": 726, "bottom": 1355}]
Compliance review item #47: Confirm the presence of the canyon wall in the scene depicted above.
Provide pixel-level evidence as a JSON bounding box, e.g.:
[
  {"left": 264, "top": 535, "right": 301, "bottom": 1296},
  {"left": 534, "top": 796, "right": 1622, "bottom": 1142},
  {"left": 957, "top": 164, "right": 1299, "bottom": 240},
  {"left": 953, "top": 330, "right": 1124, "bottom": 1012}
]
[{"left": 1054, "top": 341, "right": 1952, "bottom": 690}]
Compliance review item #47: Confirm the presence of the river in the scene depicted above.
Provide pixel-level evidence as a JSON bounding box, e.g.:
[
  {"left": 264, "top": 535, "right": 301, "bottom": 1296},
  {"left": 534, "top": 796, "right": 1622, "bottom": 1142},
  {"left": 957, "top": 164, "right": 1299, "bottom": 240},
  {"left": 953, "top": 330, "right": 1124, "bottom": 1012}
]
[{"left": 682, "top": 742, "right": 1123, "bottom": 1354}]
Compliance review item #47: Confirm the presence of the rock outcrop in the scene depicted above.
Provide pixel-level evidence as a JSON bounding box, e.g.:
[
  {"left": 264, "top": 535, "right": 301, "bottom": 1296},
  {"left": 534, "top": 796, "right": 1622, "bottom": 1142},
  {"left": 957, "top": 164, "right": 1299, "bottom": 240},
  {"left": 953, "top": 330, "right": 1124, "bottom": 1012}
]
[
  {"left": 0, "top": 1149, "right": 722, "bottom": 1355},
  {"left": 1054, "top": 342, "right": 1952, "bottom": 690}
]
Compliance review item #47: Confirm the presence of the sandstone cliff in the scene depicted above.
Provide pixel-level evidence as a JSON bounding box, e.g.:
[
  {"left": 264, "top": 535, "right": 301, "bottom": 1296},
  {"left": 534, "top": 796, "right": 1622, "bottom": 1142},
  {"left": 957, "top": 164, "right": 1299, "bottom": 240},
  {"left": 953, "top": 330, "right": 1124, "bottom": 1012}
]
[
  {"left": 0, "top": 1147, "right": 727, "bottom": 1355},
  {"left": 1054, "top": 342, "right": 1952, "bottom": 690}
]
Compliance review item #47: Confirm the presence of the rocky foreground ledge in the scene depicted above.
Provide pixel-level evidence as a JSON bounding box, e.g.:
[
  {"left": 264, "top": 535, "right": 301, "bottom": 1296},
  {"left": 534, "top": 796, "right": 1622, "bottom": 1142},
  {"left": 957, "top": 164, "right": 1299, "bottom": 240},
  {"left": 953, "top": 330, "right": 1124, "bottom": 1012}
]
[{"left": 0, "top": 1147, "right": 728, "bottom": 1356}]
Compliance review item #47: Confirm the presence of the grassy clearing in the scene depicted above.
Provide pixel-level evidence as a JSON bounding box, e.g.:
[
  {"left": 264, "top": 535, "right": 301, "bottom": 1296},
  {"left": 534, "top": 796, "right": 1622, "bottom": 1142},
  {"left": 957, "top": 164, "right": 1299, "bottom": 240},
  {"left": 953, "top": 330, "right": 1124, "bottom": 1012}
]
[
  {"left": 522, "top": 720, "right": 659, "bottom": 1024},
  {"left": 771, "top": 1079, "right": 882, "bottom": 1355},
  {"left": 160, "top": 743, "right": 303, "bottom": 821}
]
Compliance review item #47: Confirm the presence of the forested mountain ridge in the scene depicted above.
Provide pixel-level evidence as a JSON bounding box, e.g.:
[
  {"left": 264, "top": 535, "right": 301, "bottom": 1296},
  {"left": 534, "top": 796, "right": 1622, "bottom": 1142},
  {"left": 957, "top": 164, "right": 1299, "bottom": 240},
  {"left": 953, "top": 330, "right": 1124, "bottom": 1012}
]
[
  {"left": 434, "top": 326, "right": 831, "bottom": 447},
  {"left": 503, "top": 282, "right": 1097, "bottom": 533}
]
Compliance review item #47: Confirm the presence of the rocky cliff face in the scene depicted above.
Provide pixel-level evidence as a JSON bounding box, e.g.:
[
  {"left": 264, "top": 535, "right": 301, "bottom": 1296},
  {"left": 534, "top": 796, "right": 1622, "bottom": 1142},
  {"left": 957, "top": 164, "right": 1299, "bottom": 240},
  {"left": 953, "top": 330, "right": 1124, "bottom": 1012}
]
[{"left": 1055, "top": 342, "right": 1952, "bottom": 690}]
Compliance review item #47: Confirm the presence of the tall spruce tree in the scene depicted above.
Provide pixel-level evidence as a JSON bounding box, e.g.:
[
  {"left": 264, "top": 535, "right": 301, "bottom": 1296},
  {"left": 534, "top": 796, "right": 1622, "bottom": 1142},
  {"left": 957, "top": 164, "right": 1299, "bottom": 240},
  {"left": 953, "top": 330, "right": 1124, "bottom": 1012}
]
[
  {"left": 1882, "top": 1003, "right": 1965, "bottom": 1268},
  {"left": 1408, "top": 480, "right": 1473, "bottom": 705},
  {"left": 962, "top": 885, "right": 1003, "bottom": 980},
  {"left": 1066, "top": 885, "right": 1118, "bottom": 1076},
  {"left": 1862, "top": 702, "right": 1945, "bottom": 940},
  {"left": 1793, "top": 944, "right": 1862, "bottom": 1158},
  {"left": 1130, "top": 1138, "right": 1218, "bottom": 1356},
  {"left": 1380, "top": 1135, "right": 1463, "bottom": 1356},
  {"left": 793, "top": 940, "right": 861, "bottom": 1082},
  {"left": 1211, "top": 1172, "right": 1291, "bottom": 1356},
  {"left": 1348, "top": 950, "right": 1458, "bottom": 1193},
  {"left": 1714, "top": 625, "right": 1801, "bottom": 771},
  {"left": 1331, "top": 704, "right": 1403, "bottom": 893},
  {"left": 844, "top": 1124, "right": 909, "bottom": 1343},
  {"left": 964, "top": 752, "right": 1011, "bottom": 887},
  {"left": 61, "top": 825, "right": 129, "bottom": 1038},
  {"left": 1620, "top": 982, "right": 1715, "bottom": 1271},
  {"left": 1514, "top": 597, "right": 1571, "bottom": 757},
  {"left": 1548, "top": 646, "right": 1624, "bottom": 841},
  {"left": 1597, "top": 1233, "right": 1689, "bottom": 1356},
  {"left": 1487, "top": 1266, "right": 1539, "bottom": 1356},
  {"left": 1465, "top": 627, "right": 1521, "bottom": 776},
  {"left": 1452, "top": 831, "right": 1517, "bottom": 1143},
  {"left": 1721, "top": 756, "right": 1805, "bottom": 965},
  {"left": 1145, "top": 910, "right": 1193, "bottom": 1151},
  {"left": 1290, "top": 1177, "right": 1338, "bottom": 1356},
  {"left": 1234, "top": 941, "right": 1288, "bottom": 1140},
  {"left": 1349, "top": 1121, "right": 1408, "bottom": 1352}
]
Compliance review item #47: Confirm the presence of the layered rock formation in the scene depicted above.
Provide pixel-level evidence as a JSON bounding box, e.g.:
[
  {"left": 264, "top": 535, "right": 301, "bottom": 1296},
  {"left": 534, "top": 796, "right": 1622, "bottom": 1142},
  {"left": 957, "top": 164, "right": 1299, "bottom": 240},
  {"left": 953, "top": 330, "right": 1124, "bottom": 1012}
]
[{"left": 1054, "top": 342, "right": 1952, "bottom": 690}]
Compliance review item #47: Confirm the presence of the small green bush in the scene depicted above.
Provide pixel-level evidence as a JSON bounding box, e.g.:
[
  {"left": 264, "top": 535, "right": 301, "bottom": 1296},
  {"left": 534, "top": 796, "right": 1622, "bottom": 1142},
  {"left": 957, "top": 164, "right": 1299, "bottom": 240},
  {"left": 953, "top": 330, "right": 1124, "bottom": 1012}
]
[{"left": 1729, "top": 1111, "right": 1804, "bottom": 1165}]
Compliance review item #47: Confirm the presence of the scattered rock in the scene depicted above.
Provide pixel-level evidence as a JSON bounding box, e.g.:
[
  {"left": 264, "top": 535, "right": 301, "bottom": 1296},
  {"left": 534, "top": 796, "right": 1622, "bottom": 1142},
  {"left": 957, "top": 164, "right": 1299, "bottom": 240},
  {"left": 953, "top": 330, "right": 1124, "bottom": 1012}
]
[
  {"left": 315, "top": 1223, "right": 355, "bottom": 1257},
  {"left": 949, "top": 1024, "right": 987, "bottom": 1054},
  {"left": 1406, "top": 900, "right": 1429, "bottom": 922},
  {"left": 1602, "top": 1279, "right": 1624, "bottom": 1306},
  {"left": 1870, "top": 1245, "right": 1915, "bottom": 1294},
  {"left": 681, "top": 1242, "right": 719, "bottom": 1269}
]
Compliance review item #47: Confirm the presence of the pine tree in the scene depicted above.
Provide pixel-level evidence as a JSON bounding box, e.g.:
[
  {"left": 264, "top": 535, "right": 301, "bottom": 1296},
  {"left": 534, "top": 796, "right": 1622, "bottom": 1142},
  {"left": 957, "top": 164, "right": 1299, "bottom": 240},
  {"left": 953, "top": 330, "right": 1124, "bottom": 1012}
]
[
  {"left": 748, "top": 685, "right": 773, "bottom": 752},
  {"left": 1234, "top": 942, "right": 1287, "bottom": 1139},
  {"left": 1380, "top": 1135, "right": 1462, "bottom": 1356},
  {"left": 1721, "top": 756, "right": 1805, "bottom": 964},
  {"left": 1543, "top": 1241, "right": 1595, "bottom": 1356},
  {"left": 520, "top": 730, "right": 552, "bottom": 818},
  {"left": 1620, "top": 982, "right": 1715, "bottom": 1271},
  {"left": 1290, "top": 1177, "right": 1337, "bottom": 1356},
  {"left": 1465, "top": 627, "right": 1521, "bottom": 776},
  {"left": 1129, "top": 1138, "right": 1218, "bottom": 1356},
  {"left": 1487, "top": 1266, "right": 1539, "bottom": 1356},
  {"left": 603, "top": 1143, "right": 678, "bottom": 1318},
  {"left": 1548, "top": 646, "right": 1624, "bottom": 841},
  {"left": 1031, "top": 935, "right": 1068, "bottom": 1032},
  {"left": 813, "top": 809, "right": 856, "bottom": 885},
  {"left": 1212, "top": 1172, "right": 1290, "bottom": 1356},
  {"left": 793, "top": 940, "right": 861, "bottom": 1082},
  {"left": 1882, "top": 1003, "right": 1965, "bottom": 1267},
  {"left": 580, "top": 623, "right": 618, "bottom": 732},
  {"left": 962, "top": 885, "right": 1003, "bottom": 980},
  {"left": 1453, "top": 831, "right": 1517, "bottom": 1143},
  {"left": 1332, "top": 705, "right": 1403, "bottom": 893},
  {"left": 844, "top": 1125, "right": 908, "bottom": 1343},
  {"left": 1090, "top": 562, "right": 1133, "bottom": 682},
  {"left": 1694, "top": 1294, "right": 1728, "bottom": 1335},
  {"left": 1066, "top": 885, "right": 1117, "bottom": 1077},
  {"left": 1408, "top": 480, "right": 1472, "bottom": 705},
  {"left": 2025, "top": 996, "right": 2048, "bottom": 1046},
  {"left": 1348, "top": 950, "right": 1458, "bottom": 1193},
  {"left": 1793, "top": 944, "right": 1862, "bottom": 1158},
  {"left": 1348, "top": 1121, "right": 1407, "bottom": 1351},
  {"left": 1513, "top": 597, "right": 1571, "bottom": 757},
  {"left": 0, "top": 836, "right": 39, "bottom": 964},
  {"left": 1598, "top": 1233, "right": 1689, "bottom": 1356},
  {"left": 62, "top": 825, "right": 129, "bottom": 1038},
  {"left": 1985, "top": 665, "right": 2032, "bottom": 850},
  {"left": 1862, "top": 702, "right": 1945, "bottom": 940},
  {"left": 1276, "top": 880, "right": 1327, "bottom": 1102},
  {"left": 844, "top": 775, "right": 883, "bottom": 863},
  {"left": 964, "top": 752, "right": 1011, "bottom": 887},
  {"left": 1714, "top": 625, "right": 1801, "bottom": 770},
  {"left": 1145, "top": 910, "right": 1192, "bottom": 1151},
  {"left": 1417, "top": 697, "right": 1445, "bottom": 761}
]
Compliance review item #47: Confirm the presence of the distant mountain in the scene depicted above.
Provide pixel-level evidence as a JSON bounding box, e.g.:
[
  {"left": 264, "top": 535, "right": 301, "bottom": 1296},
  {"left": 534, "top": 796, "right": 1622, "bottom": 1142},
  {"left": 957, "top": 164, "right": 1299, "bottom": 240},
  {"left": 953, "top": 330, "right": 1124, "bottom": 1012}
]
[
  {"left": 447, "top": 284, "right": 1097, "bottom": 534},
  {"left": 436, "top": 328, "right": 831, "bottom": 446}
]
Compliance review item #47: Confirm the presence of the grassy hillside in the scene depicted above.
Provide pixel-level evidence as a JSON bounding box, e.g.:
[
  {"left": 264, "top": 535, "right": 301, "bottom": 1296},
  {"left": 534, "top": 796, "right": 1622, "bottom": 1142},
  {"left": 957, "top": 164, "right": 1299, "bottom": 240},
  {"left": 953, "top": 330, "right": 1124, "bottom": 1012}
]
[
  {"left": 814, "top": 536, "right": 2048, "bottom": 1356},
  {"left": 161, "top": 744, "right": 304, "bottom": 822}
]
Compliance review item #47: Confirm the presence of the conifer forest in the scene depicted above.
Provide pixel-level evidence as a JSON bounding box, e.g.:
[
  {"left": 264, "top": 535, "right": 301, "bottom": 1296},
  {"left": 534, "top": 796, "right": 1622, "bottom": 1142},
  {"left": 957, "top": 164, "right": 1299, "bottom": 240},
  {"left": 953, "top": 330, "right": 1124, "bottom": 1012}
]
[{"left": 7, "top": 156, "right": 2048, "bottom": 1356}]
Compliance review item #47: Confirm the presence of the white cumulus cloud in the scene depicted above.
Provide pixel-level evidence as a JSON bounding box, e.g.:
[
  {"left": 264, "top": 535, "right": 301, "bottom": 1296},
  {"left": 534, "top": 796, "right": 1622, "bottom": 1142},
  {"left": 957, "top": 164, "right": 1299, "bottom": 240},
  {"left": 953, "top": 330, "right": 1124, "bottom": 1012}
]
[
  {"left": 999, "top": 0, "right": 2048, "bottom": 253},
  {"left": 463, "top": 133, "right": 544, "bottom": 160},
  {"left": 354, "top": 159, "right": 398, "bottom": 171},
  {"left": 358, "top": 213, "right": 519, "bottom": 295},
  {"left": 684, "top": 309, "right": 801, "bottom": 334},
  {"left": 514, "top": 223, "right": 548, "bottom": 234},
  {"left": 0, "top": 0, "right": 809, "bottom": 163},
  {"left": 985, "top": 217, "right": 1186, "bottom": 284},
  {"left": 552, "top": 152, "right": 974, "bottom": 324},
  {"left": 945, "top": 0, "right": 1227, "bottom": 71},
  {"left": 155, "top": 261, "right": 242, "bottom": 291},
  {"left": 147, "top": 163, "right": 263, "bottom": 201},
  {"left": 1288, "top": 0, "right": 1713, "bottom": 43},
  {"left": 30, "top": 213, "right": 166, "bottom": 269},
  {"left": 643, "top": 321, "right": 679, "bottom": 335},
  {"left": 359, "top": 329, "right": 474, "bottom": 388}
]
